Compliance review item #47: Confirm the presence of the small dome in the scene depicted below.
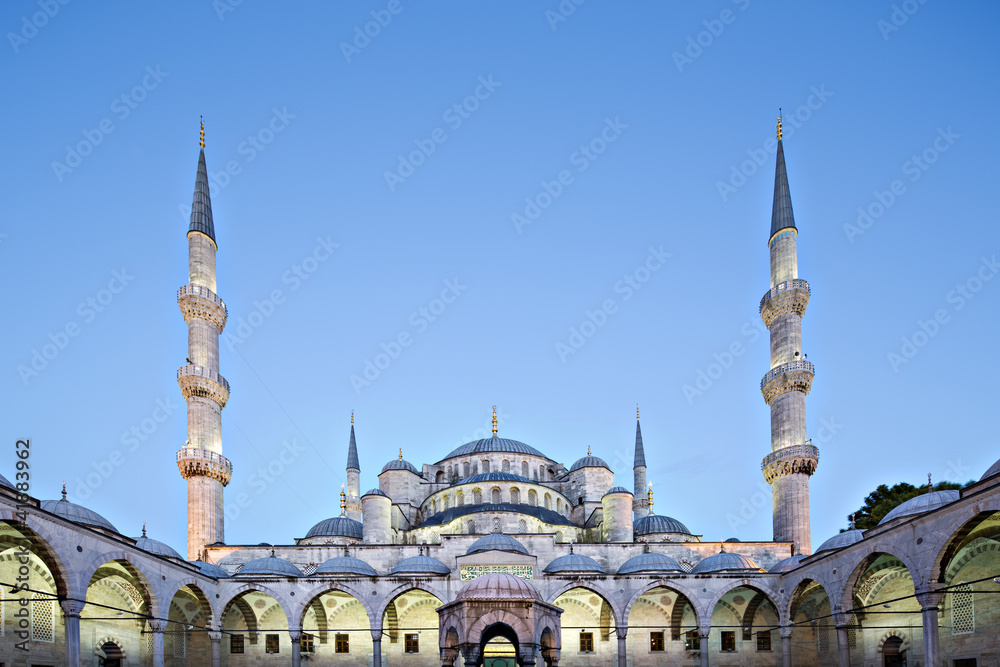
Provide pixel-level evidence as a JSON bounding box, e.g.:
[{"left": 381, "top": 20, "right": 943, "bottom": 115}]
[
  {"left": 544, "top": 552, "right": 606, "bottom": 574},
  {"left": 133, "top": 535, "right": 183, "bottom": 560},
  {"left": 238, "top": 556, "right": 304, "bottom": 577},
  {"left": 191, "top": 559, "right": 228, "bottom": 578},
  {"left": 390, "top": 555, "right": 451, "bottom": 575},
  {"left": 634, "top": 515, "right": 693, "bottom": 536},
  {"left": 618, "top": 552, "right": 683, "bottom": 574},
  {"left": 316, "top": 556, "right": 378, "bottom": 577},
  {"left": 41, "top": 495, "right": 117, "bottom": 533},
  {"left": 815, "top": 529, "right": 865, "bottom": 553},
  {"left": 981, "top": 459, "right": 1000, "bottom": 482},
  {"left": 442, "top": 438, "right": 546, "bottom": 461},
  {"left": 724, "top": 538, "right": 741, "bottom": 543},
  {"left": 569, "top": 455, "right": 610, "bottom": 472},
  {"left": 381, "top": 458, "right": 420, "bottom": 474},
  {"left": 769, "top": 554, "right": 806, "bottom": 574},
  {"left": 604, "top": 486, "right": 632, "bottom": 496},
  {"left": 879, "top": 490, "right": 961, "bottom": 525},
  {"left": 305, "top": 516, "right": 363, "bottom": 540},
  {"left": 459, "top": 472, "right": 532, "bottom": 485},
  {"left": 0, "top": 472, "right": 13, "bottom": 490},
  {"left": 467, "top": 534, "right": 528, "bottom": 556},
  {"left": 456, "top": 573, "right": 542, "bottom": 601},
  {"left": 692, "top": 551, "right": 763, "bottom": 574},
  {"left": 362, "top": 488, "right": 389, "bottom": 498}
]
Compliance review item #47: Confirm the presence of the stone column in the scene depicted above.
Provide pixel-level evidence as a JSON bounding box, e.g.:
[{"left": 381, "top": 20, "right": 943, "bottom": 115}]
[
  {"left": 372, "top": 628, "right": 384, "bottom": 667},
  {"left": 780, "top": 627, "right": 793, "bottom": 667},
  {"left": 289, "top": 631, "right": 301, "bottom": 667},
  {"left": 60, "top": 600, "right": 85, "bottom": 667},
  {"left": 916, "top": 590, "right": 945, "bottom": 667},
  {"left": 148, "top": 620, "right": 167, "bottom": 667},
  {"left": 520, "top": 644, "right": 537, "bottom": 666},
  {"left": 208, "top": 631, "right": 222, "bottom": 667},
  {"left": 462, "top": 643, "right": 481, "bottom": 666},
  {"left": 835, "top": 625, "right": 850, "bottom": 667},
  {"left": 699, "top": 627, "right": 711, "bottom": 667},
  {"left": 616, "top": 625, "right": 628, "bottom": 667}
]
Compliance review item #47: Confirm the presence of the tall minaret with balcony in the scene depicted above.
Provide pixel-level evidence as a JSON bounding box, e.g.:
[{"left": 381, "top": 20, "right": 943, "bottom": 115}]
[
  {"left": 345, "top": 412, "right": 362, "bottom": 522},
  {"left": 176, "top": 120, "right": 232, "bottom": 560},
  {"left": 759, "top": 113, "right": 818, "bottom": 554},
  {"left": 633, "top": 406, "right": 650, "bottom": 519}
]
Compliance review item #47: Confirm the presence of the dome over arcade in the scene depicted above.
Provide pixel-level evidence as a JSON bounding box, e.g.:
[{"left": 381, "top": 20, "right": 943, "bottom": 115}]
[
  {"left": 133, "top": 527, "right": 183, "bottom": 560},
  {"left": 41, "top": 487, "right": 118, "bottom": 533},
  {"left": 815, "top": 529, "right": 865, "bottom": 553},
  {"left": 617, "top": 552, "right": 683, "bottom": 574},
  {"left": 456, "top": 573, "right": 542, "bottom": 601},
  {"left": 467, "top": 533, "right": 529, "bottom": 556},
  {"left": 769, "top": 554, "right": 806, "bottom": 573},
  {"left": 390, "top": 555, "right": 451, "bottom": 575},
  {"left": 981, "top": 459, "right": 1000, "bottom": 482},
  {"left": 458, "top": 472, "right": 532, "bottom": 485},
  {"left": 569, "top": 453, "right": 610, "bottom": 472},
  {"left": 316, "top": 556, "right": 378, "bottom": 577},
  {"left": 441, "top": 437, "right": 547, "bottom": 461},
  {"left": 634, "top": 514, "right": 693, "bottom": 537},
  {"left": 304, "top": 516, "right": 363, "bottom": 540},
  {"left": 691, "top": 550, "right": 763, "bottom": 573},
  {"left": 238, "top": 554, "right": 304, "bottom": 577},
  {"left": 879, "top": 490, "right": 961, "bottom": 525},
  {"left": 191, "top": 559, "right": 228, "bottom": 578},
  {"left": 544, "top": 551, "right": 606, "bottom": 574}
]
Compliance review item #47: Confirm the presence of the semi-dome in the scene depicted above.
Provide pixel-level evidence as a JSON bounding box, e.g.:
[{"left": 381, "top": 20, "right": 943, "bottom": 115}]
[
  {"left": 879, "top": 490, "right": 961, "bottom": 525},
  {"left": 618, "top": 552, "right": 683, "bottom": 574},
  {"left": 304, "top": 516, "right": 363, "bottom": 540},
  {"left": 458, "top": 472, "right": 532, "bottom": 485},
  {"left": 441, "top": 437, "right": 547, "bottom": 461},
  {"left": 456, "top": 573, "right": 542, "bottom": 601},
  {"left": 634, "top": 514, "right": 693, "bottom": 536},
  {"left": 981, "top": 459, "right": 1000, "bottom": 482},
  {"left": 191, "top": 559, "right": 229, "bottom": 578},
  {"left": 815, "top": 529, "right": 865, "bottom": 553},
  {"left": 467, "top": 533, "right": 528, "bottom": 556},
  {"left": 381, "top": 458, "right": 419, "bottom": 474},
  {"left": 569, "top": 455, "right": 610, "bottom": 472},
  {"left": 315, "top": 556, "right": 378, "bottom": 577},
  {"left": 691, "top": 551, "right": 763, "bottom": 573},
  {"left": 0, "top": 472, "right": 13, "bottom": 490},
  {"left": 41, "top": 490, "right": 117, "bottom": 533},
  {"left": 769, "top": 554, "right": 806, "bottom": 573},
  {"left": 133, "top": 534, "right": 183, "bottom": 560},
  {"left": 390, "top": 555, "right": 451, "bottom": 575},
  {"left": 604, "top": 486, "right": 632, "bottom": 496},
  {"left": 238, "top": 555, "right": 304, "bottom": 577},
  {"left": 544, "top": 552, "right": 606, "bottom": 574},
  {"left": 363, "top": 488, "right": 389, "bottom": 498}
]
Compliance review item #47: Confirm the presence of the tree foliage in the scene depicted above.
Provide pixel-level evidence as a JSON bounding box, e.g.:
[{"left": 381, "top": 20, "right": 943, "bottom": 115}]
[{"left": 846, "top": 480, "right": 972, "bottom": 530}]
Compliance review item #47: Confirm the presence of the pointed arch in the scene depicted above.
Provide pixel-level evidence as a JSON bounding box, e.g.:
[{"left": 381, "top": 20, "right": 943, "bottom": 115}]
[{"left": 547, "top": 580, "right": 624, "bottom": 627}]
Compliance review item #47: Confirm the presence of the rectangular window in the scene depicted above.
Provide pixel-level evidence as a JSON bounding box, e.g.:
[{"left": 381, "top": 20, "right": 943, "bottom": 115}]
[
  {"left": 265, "top": 634, "right": 280, "bottom": 654},
  {"left": 579, "top": 632, "right": 594, "bottom": 653},
  {"left": 650, "top": 631, "right": 665, "bottom": 651},
  {"left": 685, "top": 630, "right": 700, "bottom": 651},
  {"left": 952, "top": 583, "right": 975, "bottom": 635},
  {"left": 953, "top": 659, "right": 977, "bottom": 667},
  {"left": 335, "top": 633, "right": 350, "bottom": 653},
  {"left": 405, "top": 633, "right": 419, "bottom": 653},
  {"left": 300, "top": 633, "right": 314, "bottom": 653},
  {"left": 721, "top": 631, "right": 736, "bottom": 652},
  {"left": 230, "top": 635, "right": 244, "bottom": 654},
  {"left": 757, "top": 630, "right": 772, "bottom": 651}
]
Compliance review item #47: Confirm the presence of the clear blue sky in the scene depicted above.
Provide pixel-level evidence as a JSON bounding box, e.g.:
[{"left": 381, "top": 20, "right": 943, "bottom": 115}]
[{"left": 3, "top": 1, "right": 998, "bottom": 554}]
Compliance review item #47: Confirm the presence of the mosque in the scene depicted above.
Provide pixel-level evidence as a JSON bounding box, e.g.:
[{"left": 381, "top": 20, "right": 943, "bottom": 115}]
[{"left": 1, "top": 118, "right": 998, "bottom": 667}]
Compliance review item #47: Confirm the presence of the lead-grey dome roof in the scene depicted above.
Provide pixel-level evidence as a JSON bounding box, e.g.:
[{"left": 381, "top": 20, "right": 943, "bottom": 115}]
[
  {"left": 381, "top": 458, "right": 420, "bottom": 474},
  {"left": 691, "top": 551, "right": 763, "bottom": 573},
  {"left": 191, "top": 559, "right": 228, "bottom": 578},
  {"left": 0, "top": 472, "right": 13, "bottom": 490},
  {"left": 467, "top": 533, "right": 528, "bottom": 556},
  {"left": 544, "top": 552, "right": 606, "bottom": 574},
  {"left": 569, "top": 455, "right": 610, "bottom": 472},
  {"left": 316, "top": 556, "right": 378, "bottom": 577},
  {"left": 634, "top": 514, "right": 693, "bottom": 536},
  {"left": 618, "top": 552, "right": 683, "bottom": 574},
  {"left": 879, "top": 490, "right": 960, "bottom": 525},
  {"left": 981, "top": 459, "right": 1000, "bottom": 481},
  {"left": 41, "top": 496, "right": 118, "bottom": 533},
  {"left": 441, "top": 438, "right": 546, "bottom": 461},
  {"left": 815, "top": 529, "right": 865, "bottom": 553},
  {"left": 390, "top": 555, "right": 451, "bottom": 575},
  {"left": 238, "top": 556, "right": 304, "bottom": 577},
  {"left": 458, "top": 472, "right": 532, "bottom": 485},
  {"left": 604, "top": 486, "right": 632, "bottom": 496},
  {"left": 769, "top": 554, "right": 806, "bottom": 573},
  {"left": 305, "top": 516, "right": 363, "bottom": 540},
  {"left": 133, "top": 535, "right": 183, "bottom": 560},
  {"left": 456, "top": 573, "right": 542, "bottom": 601},
  {"left": 362, "top": 488, "right": 389, "bottom": 498}
]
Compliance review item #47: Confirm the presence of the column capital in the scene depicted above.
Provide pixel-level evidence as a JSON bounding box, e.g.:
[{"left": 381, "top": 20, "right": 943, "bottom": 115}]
[
  {"left": 147, "top": 619, "right": 168, "bottom": 632},
  {"left": 616, "top": 625, "right": 628, "bottom": 638},
  {"left": 779, "top": 626, "right": 794, "bottom": 639},
  {"left": 60, "top": 599, "right": 86, "bottom": 616},
  {"left": 288, "top": 631, "right": 302, "bottom": 642},
  {"left": 208, "top": 631, "right": 222, "bottom": 643},
  {"left": 915, "top": 587, "right": 945, "bottom": 610},
  {"left": 371, "top": 628, "right": 384, "bottom": 642},
  {"left": 831, "top": 610, "right": 853, "bottom": 628},
  {"left": 698, "top": 625, "right": 711, "bottom": 638}
]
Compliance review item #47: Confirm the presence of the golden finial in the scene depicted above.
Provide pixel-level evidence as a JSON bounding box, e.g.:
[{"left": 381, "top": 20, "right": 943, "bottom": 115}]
[
  {"left": 927, "top": 473, "right": 932, "bottom": 490},
  {"left": 61, "top": 481, "right": 67, "bottom": 501},
  {"left": 398, "top": 448, "right": 403, "bottom": 460},
  {"left": 491, "top": 405, "right": 498, "bottom": 437},
  {"left": 199, "top": 116, "right": 205, "bottom": 148},
  {"left": 351, "top": 410, "right": 354, "bottom": 425},
  {"left": 587, "top": 445, "right": 591, "bottom": 456},
  {"left": 648, "top": 482, "right": 654, "bottom": 509},
  {"left": 776, "top": 109, "right": 782, "bottom": 141},
  {"left": 636, "top": 404, "right": 640, "bottom": 420},
  {"left": 141, "top": 521, "right": 146, "bottom": 538},
  {"left": 340, "top": 485, "right": 346, "bottom": 516}
]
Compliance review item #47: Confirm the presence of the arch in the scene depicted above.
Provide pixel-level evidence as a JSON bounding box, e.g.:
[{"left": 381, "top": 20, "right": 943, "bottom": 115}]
[
  {"left": 782, "top": 575, "right": 836, "bottom": 624},
  {"left": 623, "top": 579, "right": 704, "bottom": 630},
  {"left": 294, "top": 580, "right": 376, "bottom": 629},
  {"left": 218, "top": 582, "right": 293, "bottom": 628},
  {"left": 80, "top": 551, "right": 160, "bottom": 619},
  {"left": 925, "top": 503, "right": 1000, "bottom": 584},
  {"left": 510, "top": 487, "right": 520, "bottom": 505},
  {"left": 473, "top": 488, "right": 483, "bottom": 504},
  {"left": 0, "top": 513, "right": 76, "bottom": 599},
  {"left": 522, "top": 461, "right": 529, "bottom": 478},
  {"left": 456, "top": 490, "right": 464, "bottom": 507},
  {"left": 836, "top": 546, "right": 921, "bottom": 613},
  {"left": 876, "top": 629, "right": 911, "bottom": 654},
  {"left": 436, "top": 470, "right": 445, "bottom": 483},
  {"left": 548, "top": 580, "right": 625, "bottom": 627},
  {"left": 705, "top": 580, "right": 782, "bottom": 628},
  {"left": 95, "top": 635, "right": 127, "bottom": 660},
  {"left": 375, "top": 581, "right": 446, "bottom": 622},
  {"left": 468, "top": 519, "right": 477, "bottom": 535},
  {"left": 160, "top": 579, "right": 218, "bottom": 629},
  {"left": 482, "top": 459, "right": 491, "bottom": 473},
  {"left": 491, "top": 487, "right": 502, "bottom": 504},
  {"left": 528, "top": 489, "right": 537, "bottom": 507},
  {"left": 468, "top": 609, "right": 532, "bottom": 646},
  {"left": 502, "top": 459, "right": 511, "bottom": 473}
]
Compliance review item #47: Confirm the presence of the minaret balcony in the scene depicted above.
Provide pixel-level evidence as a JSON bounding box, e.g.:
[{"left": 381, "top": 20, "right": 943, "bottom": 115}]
[
  {"left": 177, "top": 364, "right": 230, "bottom": 407},
  {"left": 177, "top": 447, "right": 233, "bottom": 485},
  {"left": 760, "top": 360, "right": 815, "bottom": 403},
  {"left": 761, "top": 443, "right": 819, "bottom": 483},
  {"left": 760, "top": 279, "right": 810, "bottom": 327},
  {"left": 178, "top": 284, "right": 228, "bottom": 333}
]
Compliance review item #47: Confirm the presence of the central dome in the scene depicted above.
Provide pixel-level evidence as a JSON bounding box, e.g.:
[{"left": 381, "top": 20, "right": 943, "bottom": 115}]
[
  {"left": 458, "top": 472, "right": 531, "bottom": 485},
  {"left": 457, "top": 573, "right": 541, "bottom": 601},
  {"left": 441, "top": 437, "right": 547, "bottom": 461}
]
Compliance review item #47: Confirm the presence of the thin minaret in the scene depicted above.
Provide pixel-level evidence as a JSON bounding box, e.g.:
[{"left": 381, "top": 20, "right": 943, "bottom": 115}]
[
  {"left": 345, "top": 411, "right": 362, "bottom": 522},
  {"left": 633, "top": 405, "right": 649, "bottom": 519},
  {"left": 759, "top": 111, "right": 818, "bottom": 554},
  {"left": 176, "top": 119, "right": 232, "bottom": 560}
]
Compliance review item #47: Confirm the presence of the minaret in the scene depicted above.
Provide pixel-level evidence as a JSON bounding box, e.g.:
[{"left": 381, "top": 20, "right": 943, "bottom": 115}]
[
  {"left": 759, "top": 112, "right": 818, "bottom": 554},
  {"left": 633, "top": 405, "right": 649, "bottom": 519},
  {"left": 176, "top": 119, "right": 232, "bottom": 560},
  {"left": 345, "top": 412, "right": 362, "bottom": 522}
]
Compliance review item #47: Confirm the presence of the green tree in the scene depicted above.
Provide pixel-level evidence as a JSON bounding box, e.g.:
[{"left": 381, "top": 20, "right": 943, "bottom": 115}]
[{"left": 845, "top": 480, "right": 971, "bottom": 530}]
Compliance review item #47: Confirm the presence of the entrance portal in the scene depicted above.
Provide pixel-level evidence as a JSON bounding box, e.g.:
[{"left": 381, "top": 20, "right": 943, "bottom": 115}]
[
  {"left": 882, "top": 636, "right": 904, "bottom": 667},
  {"left": 100, "top": 641, "right": 123, "bottom": 667},
  {"left": 484, "top": 635, "right": 517, "bottom": 667}
]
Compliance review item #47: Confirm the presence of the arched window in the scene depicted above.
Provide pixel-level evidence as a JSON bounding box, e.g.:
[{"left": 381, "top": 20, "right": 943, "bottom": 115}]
[
  {"left": 557, "top": 498, "right": 562, "bottom": 513},
  {"left": 539, "top": 464, "right": 545, "bottom": 479},
  {"left": 442, "top": 495, "right": 450, "bottom": 510},
  {"left": 491, "top": 487, "right": 501, "bottom": 504},
  {"left": 522, "top": 461, "right": 529, "bottom": 477},
  {"left": 468, "top": 520, "right": 476, "bottom": 534},
  {"left": 518, "top": 519, "right": 527, "bottom": 534},
  {"left": 482, "top": 459, "right": 490, "bottom": 473},
  {"left": 544, "top": 493, "right": 552, "bottom": 510},
  {"left": 473, "top": 488, "right": 483, "bottom": 504},
  {"left": 502, "top": 459, "right": 510, "bottom": 473},
  {"left": 463, "top": 461, "right": 470, "bottom": 477},
  {"left": 430, "top": 500, "right": 436, "bottom": 514},
  {"left": 548, "top": 468, "right": 555, "bottom": 481},
  {"left": 456, "top": 491, "right": 464, "bottom": 506},
  {"left": 492, "top": 517, "right": 501, "bottom": 533},
  {"left": 447, "top": 464, "right": 452, "bottom": 478},
  {"left": 528, "top": 489, "right": 537, "bottom": 506},
  {"left": 510, "top": 487, "right": 520, "bottom": 504},
  {"left": 436, "top": 470, "right": 444, "bottom": 483},
  {"left": 472, "top": 463, "right": 478, "bottom": 475}
]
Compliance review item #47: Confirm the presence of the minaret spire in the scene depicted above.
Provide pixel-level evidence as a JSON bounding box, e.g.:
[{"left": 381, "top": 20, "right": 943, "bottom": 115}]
[
  {"left": 760, "top": 118, "right": 817, "bottom": 554},
  {"left": 189, "top": 118, "right": 216, "bottom": 244},
  {"left": 345, "top": 413, "right": 362, "bottom": 522},
  {"left": 632, "top": 407, "right": 649, "bottom": 519}
]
